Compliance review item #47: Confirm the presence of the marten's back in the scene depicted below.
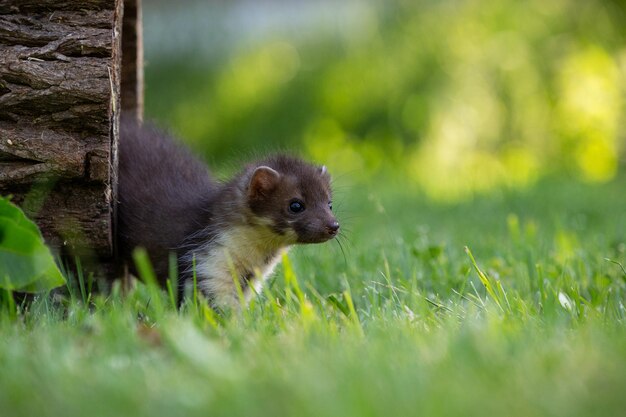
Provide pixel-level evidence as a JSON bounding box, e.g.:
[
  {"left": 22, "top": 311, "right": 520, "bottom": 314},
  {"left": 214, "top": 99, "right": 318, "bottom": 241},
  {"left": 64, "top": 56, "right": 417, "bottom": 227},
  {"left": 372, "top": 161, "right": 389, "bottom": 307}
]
[{"left": 117, "top": 117, "right": 216, "bottom": 280}]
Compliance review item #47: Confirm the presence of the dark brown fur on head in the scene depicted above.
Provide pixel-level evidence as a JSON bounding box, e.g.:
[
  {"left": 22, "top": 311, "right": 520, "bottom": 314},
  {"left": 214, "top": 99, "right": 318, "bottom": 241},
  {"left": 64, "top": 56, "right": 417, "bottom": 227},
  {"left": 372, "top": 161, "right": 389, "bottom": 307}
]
[{"left": 243, "top": 155, "right": 339, "bottom": 244}]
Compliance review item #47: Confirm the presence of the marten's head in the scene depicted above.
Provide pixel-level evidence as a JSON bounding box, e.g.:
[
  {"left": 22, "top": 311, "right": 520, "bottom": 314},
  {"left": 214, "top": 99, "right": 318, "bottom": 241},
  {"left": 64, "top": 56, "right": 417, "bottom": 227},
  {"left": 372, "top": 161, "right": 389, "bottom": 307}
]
[{"left": 245, "top": 155, "right": 339, "bottom": 244}]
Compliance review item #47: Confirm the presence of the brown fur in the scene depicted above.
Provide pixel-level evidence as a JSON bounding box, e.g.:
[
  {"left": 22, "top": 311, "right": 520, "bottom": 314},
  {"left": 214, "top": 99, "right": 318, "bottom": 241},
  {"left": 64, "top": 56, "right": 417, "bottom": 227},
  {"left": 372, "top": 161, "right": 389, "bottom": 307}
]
[{"left": 116, "top": 117, "right": 338, "bottom": 305}]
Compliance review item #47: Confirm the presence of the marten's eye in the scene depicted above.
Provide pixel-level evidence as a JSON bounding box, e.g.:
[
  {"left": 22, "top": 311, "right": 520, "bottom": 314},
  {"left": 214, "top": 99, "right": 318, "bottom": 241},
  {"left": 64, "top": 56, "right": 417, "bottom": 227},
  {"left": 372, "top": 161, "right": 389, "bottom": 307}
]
[
  {"left": 328, "top": 201, "right": 333, "bottom": 211},
  {"left": 289, "top": 200, "right": 305, "bottom": 214}
]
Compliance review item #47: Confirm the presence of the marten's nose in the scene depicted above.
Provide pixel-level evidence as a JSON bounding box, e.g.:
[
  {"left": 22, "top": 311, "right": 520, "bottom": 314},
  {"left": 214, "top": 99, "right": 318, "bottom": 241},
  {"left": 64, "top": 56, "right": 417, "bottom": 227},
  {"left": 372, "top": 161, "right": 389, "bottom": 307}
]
[{"left": 326, "top": 221, "right": 340, "bottom": 236}]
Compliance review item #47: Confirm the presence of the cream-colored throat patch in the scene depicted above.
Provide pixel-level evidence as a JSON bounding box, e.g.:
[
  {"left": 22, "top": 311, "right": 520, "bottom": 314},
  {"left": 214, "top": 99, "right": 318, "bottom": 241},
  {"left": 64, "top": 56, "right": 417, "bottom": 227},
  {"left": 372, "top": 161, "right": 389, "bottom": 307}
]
[{"left": 194, "top": 224, "right": 294, "bottom": 307}]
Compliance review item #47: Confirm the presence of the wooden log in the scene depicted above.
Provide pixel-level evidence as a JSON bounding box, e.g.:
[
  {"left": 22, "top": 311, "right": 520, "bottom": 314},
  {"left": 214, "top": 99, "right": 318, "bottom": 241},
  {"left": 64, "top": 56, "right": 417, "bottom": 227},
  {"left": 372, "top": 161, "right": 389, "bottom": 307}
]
[
  {"left": 0, "top": 0, "right": 124, "bottom": 262},
  {"left": 121, "top": 0, "right": 143, "bottom": 120}
]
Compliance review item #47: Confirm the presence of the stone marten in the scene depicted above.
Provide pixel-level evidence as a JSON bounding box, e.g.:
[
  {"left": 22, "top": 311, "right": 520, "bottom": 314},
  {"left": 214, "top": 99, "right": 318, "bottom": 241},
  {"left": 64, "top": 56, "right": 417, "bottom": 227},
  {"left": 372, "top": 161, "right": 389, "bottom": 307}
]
[{"left": 117, "top": 117, "right": 339, "bottom": 307}]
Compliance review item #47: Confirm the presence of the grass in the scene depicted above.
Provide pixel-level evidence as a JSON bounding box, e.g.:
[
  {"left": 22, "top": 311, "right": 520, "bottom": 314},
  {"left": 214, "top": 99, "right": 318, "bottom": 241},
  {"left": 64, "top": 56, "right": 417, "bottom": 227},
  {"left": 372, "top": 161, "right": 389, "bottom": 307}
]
[{"left": 1, "top": 177, "right": 625, "bottom": 417}]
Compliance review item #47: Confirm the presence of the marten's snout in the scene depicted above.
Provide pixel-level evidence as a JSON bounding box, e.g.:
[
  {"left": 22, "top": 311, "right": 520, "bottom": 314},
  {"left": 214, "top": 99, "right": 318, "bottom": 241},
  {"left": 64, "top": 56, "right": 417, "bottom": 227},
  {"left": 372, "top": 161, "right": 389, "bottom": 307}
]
[
  {"left": 326, "top": 220, "right": 340, "bottom": 236},
  {"left": 291, "top": 214, "right": 339, "bottom": 243}
]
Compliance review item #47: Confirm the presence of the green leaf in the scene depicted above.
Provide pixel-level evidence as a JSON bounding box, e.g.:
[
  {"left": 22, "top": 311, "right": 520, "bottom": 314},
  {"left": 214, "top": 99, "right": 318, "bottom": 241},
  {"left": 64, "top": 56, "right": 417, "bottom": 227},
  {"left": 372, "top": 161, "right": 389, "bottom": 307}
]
[{"left": 0, "top": 197, "right": 65, "bottom": 292}]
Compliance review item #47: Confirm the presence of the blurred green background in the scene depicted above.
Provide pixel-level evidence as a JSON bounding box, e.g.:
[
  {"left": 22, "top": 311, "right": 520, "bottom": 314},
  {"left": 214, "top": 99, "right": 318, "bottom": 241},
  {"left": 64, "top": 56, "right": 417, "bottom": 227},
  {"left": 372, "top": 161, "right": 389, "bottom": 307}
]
[{"left": 144, "top": 0, "right": 626, "bottom": 201}]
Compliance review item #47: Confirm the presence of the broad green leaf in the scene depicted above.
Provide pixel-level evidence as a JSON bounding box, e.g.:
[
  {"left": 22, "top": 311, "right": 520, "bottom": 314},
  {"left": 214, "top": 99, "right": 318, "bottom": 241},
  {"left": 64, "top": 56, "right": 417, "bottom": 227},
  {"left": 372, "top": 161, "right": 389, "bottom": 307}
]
[{"left": 0, "top": 197, "right": 66, "bottom": 292}]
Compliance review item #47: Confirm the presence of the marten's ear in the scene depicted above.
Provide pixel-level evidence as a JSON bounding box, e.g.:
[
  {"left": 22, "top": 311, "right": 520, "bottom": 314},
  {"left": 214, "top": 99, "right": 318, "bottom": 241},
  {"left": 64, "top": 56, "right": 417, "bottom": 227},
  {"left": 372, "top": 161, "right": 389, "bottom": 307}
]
[
  {"left": 319, "top": 165, "right": 327, "bottom": 176},
  {"left": 248, "top": 166, "right": 280, "bottom": 199}
]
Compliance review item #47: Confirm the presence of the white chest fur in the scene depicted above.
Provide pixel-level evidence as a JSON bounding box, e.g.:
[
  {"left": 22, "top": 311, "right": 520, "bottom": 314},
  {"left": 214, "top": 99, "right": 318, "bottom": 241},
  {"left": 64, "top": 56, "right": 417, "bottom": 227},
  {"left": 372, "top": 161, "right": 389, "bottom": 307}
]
[{"left": 194, "top": 224, "right": 293, "bottom": 307}]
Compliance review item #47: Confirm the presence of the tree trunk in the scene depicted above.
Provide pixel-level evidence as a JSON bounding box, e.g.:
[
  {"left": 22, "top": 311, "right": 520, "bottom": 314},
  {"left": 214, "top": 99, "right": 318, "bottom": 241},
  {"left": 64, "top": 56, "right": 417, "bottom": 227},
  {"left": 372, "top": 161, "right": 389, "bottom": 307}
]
[{"left": 0, "top": 0, "right": 142, "bottom": 274}]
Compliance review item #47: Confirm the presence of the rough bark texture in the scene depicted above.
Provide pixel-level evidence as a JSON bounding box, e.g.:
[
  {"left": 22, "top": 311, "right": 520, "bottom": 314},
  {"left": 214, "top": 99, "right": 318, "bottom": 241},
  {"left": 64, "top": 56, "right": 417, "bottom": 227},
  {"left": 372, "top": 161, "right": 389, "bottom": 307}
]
[
  {"left": 121, "top": 0, "right": 143, "bottom": 120},
  {"left": 0, "top": 0, "right": 123, "bottom": 261}
]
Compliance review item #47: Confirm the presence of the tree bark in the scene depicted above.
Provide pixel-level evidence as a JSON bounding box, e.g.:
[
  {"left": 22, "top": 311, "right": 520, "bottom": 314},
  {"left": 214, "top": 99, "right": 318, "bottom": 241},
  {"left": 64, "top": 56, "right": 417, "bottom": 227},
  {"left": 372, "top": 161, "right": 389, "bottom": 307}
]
[
  {"left": 121, "top": 0, "right": 143, "bottom": 121},
  {"left": 0, "top": 0, "right": 124, "bottom": 264}
]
